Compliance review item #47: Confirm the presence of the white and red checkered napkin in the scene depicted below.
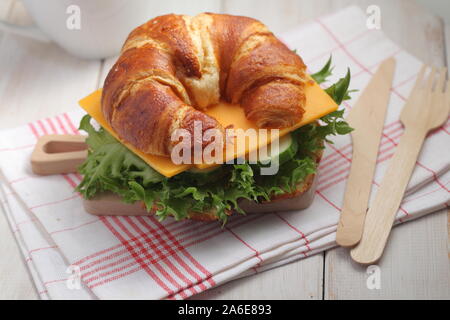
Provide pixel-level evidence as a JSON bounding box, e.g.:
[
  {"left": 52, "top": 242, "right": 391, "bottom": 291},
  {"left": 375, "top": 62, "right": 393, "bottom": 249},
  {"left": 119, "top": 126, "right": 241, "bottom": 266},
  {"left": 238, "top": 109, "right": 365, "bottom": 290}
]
[{"left": 0, "top": 6, "right": 449, "bottom": 299}]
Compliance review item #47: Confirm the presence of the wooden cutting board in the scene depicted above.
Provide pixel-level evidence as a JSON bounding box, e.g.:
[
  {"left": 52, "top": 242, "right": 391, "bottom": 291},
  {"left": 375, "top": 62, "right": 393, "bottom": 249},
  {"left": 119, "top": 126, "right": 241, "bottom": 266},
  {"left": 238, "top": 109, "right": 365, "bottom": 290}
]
[{"left": 30, "top": 134, "right": 318, "bottom": 216}]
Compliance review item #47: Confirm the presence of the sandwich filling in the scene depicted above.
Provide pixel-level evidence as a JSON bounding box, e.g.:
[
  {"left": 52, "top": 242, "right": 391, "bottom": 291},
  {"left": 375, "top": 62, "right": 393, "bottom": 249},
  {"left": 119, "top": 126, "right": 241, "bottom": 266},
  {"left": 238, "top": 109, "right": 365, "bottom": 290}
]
[{"left": 76, "top": 57, "right": 353, "bottom": 223}]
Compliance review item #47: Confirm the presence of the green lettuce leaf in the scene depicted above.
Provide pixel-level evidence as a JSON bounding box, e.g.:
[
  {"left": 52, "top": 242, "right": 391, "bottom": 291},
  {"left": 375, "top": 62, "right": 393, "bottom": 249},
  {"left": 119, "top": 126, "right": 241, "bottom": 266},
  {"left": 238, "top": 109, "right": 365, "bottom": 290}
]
[
  {"left": 311, "top": 56, "right": 333, "bottom": 84},
  {"left": 76, "top": 57, "right": 354, "bottom": 223},
  {"left": 311, "top": 56, "right": 356, "bottom": 104}
]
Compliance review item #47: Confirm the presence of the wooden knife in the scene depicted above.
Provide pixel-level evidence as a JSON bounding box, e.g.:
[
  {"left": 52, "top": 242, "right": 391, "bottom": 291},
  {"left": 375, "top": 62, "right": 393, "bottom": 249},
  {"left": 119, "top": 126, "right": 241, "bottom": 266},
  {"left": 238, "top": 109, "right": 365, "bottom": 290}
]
[{"left": 336, "top": 57, "right": 396, "bottom": 247}]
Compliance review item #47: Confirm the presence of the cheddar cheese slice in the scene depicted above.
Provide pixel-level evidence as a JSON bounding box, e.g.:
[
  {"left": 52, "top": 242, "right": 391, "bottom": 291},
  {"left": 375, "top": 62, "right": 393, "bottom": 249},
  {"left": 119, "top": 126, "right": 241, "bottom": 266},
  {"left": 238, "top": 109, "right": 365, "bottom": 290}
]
[
  {"left": 79, "top": 90, "right": 192, "bottom": 177},
  {"left": 78, "top": 77, "right": 338, "bottom": 177}
]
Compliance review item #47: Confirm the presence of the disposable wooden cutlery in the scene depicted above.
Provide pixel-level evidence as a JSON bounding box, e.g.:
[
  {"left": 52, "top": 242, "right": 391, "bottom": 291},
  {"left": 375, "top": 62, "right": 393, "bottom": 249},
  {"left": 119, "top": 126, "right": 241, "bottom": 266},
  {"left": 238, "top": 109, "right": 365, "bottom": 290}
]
[
  {"left": 351, "top": 65, "right": 450, "bottom": 264},
  {"left": 336, "top": 58, "right": 396, "bottom": 247}
]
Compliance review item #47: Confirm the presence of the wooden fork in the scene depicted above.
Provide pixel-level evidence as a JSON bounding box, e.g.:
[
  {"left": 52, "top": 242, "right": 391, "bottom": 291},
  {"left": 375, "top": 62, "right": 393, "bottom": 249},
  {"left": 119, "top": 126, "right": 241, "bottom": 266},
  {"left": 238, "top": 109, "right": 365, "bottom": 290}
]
[{"left": 351, "top": 66, "right": 450, "bottom": 264}]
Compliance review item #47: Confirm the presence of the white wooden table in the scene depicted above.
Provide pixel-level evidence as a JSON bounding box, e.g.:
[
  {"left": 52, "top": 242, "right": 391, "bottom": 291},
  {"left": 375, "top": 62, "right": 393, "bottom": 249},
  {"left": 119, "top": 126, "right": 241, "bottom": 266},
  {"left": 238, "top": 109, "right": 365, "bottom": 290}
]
[{"left": 0, "top": 0, "right": 449, "bottom": 300}]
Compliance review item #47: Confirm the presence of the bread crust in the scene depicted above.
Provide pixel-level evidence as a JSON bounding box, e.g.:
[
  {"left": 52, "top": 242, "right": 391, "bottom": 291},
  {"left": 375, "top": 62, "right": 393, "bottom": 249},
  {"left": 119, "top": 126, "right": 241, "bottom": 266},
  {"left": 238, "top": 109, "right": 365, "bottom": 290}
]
[{"left": 102, "top": 13, "right": 307, "bottom": 157}]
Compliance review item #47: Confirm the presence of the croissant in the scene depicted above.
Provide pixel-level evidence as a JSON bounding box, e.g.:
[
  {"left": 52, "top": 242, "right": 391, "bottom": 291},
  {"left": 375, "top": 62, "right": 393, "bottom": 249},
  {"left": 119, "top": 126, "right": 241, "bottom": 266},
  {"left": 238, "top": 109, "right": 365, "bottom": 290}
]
[{"left": 102, "top": 13, "right": 307, "bottom": 157}]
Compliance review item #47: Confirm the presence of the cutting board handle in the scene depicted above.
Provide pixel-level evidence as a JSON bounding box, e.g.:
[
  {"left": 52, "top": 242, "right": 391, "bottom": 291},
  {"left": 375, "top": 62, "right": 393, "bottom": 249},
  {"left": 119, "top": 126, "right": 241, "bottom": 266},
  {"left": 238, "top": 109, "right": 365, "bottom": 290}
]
[{"left": 30, "top": 134, "right": 88, "bottom": 175}]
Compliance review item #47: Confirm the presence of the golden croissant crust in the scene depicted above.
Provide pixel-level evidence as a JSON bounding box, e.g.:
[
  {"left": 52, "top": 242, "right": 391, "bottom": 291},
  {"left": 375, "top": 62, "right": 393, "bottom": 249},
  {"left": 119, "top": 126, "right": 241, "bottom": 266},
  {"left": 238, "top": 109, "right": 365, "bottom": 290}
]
[{"left": 102, "top": 13, "right": 307, "bottom": 157}]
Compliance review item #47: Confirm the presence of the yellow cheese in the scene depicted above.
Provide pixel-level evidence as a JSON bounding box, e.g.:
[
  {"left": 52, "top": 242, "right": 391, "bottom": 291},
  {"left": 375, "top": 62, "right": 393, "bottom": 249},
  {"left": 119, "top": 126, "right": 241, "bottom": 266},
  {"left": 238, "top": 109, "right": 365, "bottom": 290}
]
[
  {"left": 78, "top": 78, "right": 337, "bottom": 177},
  {"left": 78, "top": 90, "right": 192, "bottom": 177}
]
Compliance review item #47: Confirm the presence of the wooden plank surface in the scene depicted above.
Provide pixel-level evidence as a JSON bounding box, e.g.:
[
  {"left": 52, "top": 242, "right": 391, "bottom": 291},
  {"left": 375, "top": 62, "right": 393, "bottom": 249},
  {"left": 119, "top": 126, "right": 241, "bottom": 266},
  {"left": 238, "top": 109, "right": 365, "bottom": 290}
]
[
  {"left": 0, "top": 0, "right": 448, "bottom": 300},
  {"left": 445, "top": 24, "right": 450, "bottom": 257},
  {"left": 326, "top": 212, "right": 449, "bottom": 299},
  {"left": 0, "top": 0, "right": 38, "bottom": 300}
]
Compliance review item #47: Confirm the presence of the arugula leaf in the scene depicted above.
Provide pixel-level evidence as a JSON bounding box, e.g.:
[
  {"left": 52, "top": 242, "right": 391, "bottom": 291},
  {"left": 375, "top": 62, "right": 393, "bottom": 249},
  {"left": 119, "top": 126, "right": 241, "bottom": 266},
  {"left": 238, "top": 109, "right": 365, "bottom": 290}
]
[
  {"left": 76, "top": 57, "right": 354, "bottom": 223},
  {"left": 311, "top": 56, "right": 333, "bottom": 84},
  {"left": 301, "top": 53, "right": 355, "bottom": 103},
  {"left": 324, "top": 68, "right": 352, "bottom": 104}
]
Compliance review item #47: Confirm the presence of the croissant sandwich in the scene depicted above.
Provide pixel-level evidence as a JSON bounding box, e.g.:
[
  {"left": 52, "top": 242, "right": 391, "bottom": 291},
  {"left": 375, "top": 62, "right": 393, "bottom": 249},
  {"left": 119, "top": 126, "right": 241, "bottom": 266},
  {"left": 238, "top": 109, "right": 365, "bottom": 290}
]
[{"left": 76, "top": 13, "right": 353, "bottom": 223}]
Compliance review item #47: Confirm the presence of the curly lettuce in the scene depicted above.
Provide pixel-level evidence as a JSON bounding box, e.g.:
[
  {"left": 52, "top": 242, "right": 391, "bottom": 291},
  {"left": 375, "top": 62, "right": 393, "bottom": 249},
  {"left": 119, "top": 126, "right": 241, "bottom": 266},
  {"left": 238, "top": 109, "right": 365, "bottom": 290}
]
[{"left": 76, "top": 56, "right": 354, "bottom": 223}]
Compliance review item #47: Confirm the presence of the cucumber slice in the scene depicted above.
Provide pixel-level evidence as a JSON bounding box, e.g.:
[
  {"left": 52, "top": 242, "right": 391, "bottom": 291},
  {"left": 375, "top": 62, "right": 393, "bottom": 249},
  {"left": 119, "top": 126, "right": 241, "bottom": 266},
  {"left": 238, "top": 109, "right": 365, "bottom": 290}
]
[
  {"left": 257, "top": 133, "right": 298, "bottom": 166},
  {"left": 186, "top": 166, "right": 222, "bottom": 183},
  {"left": 188, "top": 166, "right": 220, "bottom": 175}
]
